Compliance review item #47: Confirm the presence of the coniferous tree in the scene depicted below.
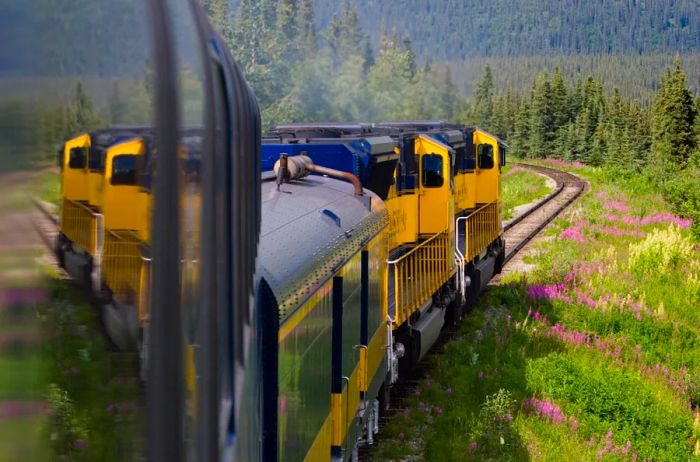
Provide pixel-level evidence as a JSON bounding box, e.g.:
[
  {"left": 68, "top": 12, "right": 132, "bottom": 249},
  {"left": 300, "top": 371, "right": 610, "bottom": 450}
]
[
  {"left": 72, "top": 82, "right": 100, "bottom": 133},
  {"left": 298, "top": 0, "right": 317, "bottom": 56},
  {"left": 326, "top": 5, "right": 367, "bottom": 70},
  {"left": 651, "top": 58, "right": 698, "bottom": 171},
  {"left": 528, "top": 73, "right": 555, "bottom": 158},
  {"left": 201, "top": 0, "right": 234, "bottom": 48},
  {"left": 108, "top": 81, "right": 129, "bottom": 125},
  {"left": 277, "top": 0, "right": 299, "bottom": 60},
  {"left": 510, "top": 102, "right": 529, "bottom": 158},
  {"left": 473, "top": 65, "right": 494, "bottom": 128},
  {"left": 550, "top": 68, "right": 569, "bottom": 127}
]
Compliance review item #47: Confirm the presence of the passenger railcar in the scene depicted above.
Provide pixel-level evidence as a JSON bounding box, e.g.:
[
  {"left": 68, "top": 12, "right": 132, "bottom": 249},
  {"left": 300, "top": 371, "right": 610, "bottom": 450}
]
[{"left": 256, "top": 166, "right": 388, "bottom": 460}]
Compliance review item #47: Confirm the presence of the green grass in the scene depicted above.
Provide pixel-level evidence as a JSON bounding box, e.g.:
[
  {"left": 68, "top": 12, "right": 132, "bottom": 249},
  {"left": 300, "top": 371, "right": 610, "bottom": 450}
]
[
  {"left": 0, "top": 356, "right": 47, "bottom": 400},
  {"left": 34, "top": 170, "right": 60, "bottom": 207},
  {"left": 369, "top": 164, "right": 700, "bottom": 461},
  {"left": 39, "top": 280, "right": 144, "bottom": 461},
  {"left": 0, "top": 419, "right": 48, "bottom": 462},
  {"left": 502, "top": 165, "right": 553, "bottom": 220}
]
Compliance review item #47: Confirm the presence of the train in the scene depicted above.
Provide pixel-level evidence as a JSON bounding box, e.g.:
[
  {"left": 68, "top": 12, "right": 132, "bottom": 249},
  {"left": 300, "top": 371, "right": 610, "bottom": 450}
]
[{"left": 53, "top": 1, "right": 507, "bottom": 460}]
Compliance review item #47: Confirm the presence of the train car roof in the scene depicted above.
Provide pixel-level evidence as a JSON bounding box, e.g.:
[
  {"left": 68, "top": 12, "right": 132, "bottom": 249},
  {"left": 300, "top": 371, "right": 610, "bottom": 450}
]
[
  {"left": 271, "top": 122, "right": 373, "bottom": 138},
  {"left": 257, "top": 175, "right": 387, "bottom": 320}
]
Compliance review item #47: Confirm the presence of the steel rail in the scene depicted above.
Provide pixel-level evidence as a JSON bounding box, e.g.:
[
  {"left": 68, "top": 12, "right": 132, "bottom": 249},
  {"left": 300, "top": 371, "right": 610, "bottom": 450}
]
[{"left": 502, "top": 163, "right": 586, "bottom": 264}]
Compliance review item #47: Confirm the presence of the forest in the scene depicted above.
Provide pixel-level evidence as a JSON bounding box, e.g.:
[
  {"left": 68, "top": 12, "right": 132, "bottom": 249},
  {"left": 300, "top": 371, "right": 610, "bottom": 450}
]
[
  {"left": 310, "top": 0, "right": 700, "bottom": 59},
  {"left": 219, "top": 0, "right": 700, "bottom": 233},
  {"left": 1, "top": 0, "right": 697, "bottom": 229}
]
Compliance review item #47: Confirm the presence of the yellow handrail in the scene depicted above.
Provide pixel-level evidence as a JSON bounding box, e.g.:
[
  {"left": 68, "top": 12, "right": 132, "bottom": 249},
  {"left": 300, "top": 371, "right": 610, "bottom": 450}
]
[
  {"left": 60, "top": 198, "right": 99, "bottom": 255},
  {"left": 102, "top": 230, "right": 146, "bottom": 321},
  {"left": 461, "top": 201, "right": 501, "bottom": 262},
  {"left": 387, "top": 231, "right": 451, "bottom": 325}
]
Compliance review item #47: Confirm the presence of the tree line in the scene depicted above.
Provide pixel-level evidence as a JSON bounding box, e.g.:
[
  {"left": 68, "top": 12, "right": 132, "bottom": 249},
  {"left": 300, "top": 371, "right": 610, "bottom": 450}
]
[
  {"left": 464, "top": 59, "right": 699, "bottom": 232},
  {"left": 311, "top": 0, "right": 700, "bottom": 60}
]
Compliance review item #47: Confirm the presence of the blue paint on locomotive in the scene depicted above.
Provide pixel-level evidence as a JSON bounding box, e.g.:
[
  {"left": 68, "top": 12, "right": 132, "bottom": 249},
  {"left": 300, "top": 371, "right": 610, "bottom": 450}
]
[{"left": 262, "top": 136, "right": 398, "bottom": 200}]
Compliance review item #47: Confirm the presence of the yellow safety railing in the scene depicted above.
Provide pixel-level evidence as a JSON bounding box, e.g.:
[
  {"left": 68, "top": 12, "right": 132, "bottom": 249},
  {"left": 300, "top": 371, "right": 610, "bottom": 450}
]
[
  {"left": 102, "top": 230, "right": 148, "bottom": 321},
  {"left": 462, "top": 201, "right": 501, "bottom": 261},
  {"left": 387, "top": 231, "right": 451, "bottom": 325},
  {"left": 60, "top": 199, "right": 99, "bottom": 255}
]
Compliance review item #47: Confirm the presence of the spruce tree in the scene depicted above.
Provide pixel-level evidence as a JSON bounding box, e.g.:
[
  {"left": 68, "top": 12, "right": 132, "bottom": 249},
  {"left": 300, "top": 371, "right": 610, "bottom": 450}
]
[
  {"left": 72, "top": 82, "right": 100, "bottom": 133},
  {"left": 277, "top": 0, "right": 299, "bottom": 59},
  {"left": 651, "top": 57, "right": 697, "bottom": 171},
  {"left": 298, "top": 0, "right": 317, "bottom": 56},
  {"left": 510, "top": 101, "right": 530, "bottom": 158},
  {"left": 201, "top": 0, "right": 234, "bottom": 48},
  {"left": 528, "top": 73, "right": 555, "bottom": 158},
  {"left": 550, "top": 67, "right": 568, "bottom": 127},
  {"left": 473, "top": 65, "right": 494, "bottom": 128},
  {"left": 108, "top": 81, "right": 128, "bottom": 125}
]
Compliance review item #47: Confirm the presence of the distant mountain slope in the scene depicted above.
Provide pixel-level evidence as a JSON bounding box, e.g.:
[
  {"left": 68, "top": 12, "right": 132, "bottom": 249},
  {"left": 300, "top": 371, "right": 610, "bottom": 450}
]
[{"left": 313, "top": 0, "right": 700, "bottom": 60}]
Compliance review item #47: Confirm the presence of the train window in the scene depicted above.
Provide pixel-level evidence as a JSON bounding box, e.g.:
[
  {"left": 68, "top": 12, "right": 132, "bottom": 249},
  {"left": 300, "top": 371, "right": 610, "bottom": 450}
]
[
  {"left": 478, "top": 144, "right": 494, "bottom": 169},
  {"left": 88, "top": 147, "right": 105, "bottom": 172},
  {"left": 465, "top": 146, "right": 476, "bottom": 170},
  {"left": 111, "top": 154, "right": 138, "bottom": 185},
  {"left": 68, "top": 147, "right": 87, "bottom": 169},
  {"left": 500, "top": 146, "right": 507, "bottom": 167},
  {"left": 422, "top": 154, "right": 444, "bottom": 188}
]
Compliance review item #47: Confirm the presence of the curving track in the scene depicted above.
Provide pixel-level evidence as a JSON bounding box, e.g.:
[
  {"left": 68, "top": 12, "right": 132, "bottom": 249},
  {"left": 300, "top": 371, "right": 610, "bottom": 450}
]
[
  {"left": 35, "top": 164, "right": 587, "bottom": 459},
  {"left": 498, "top": 164, "right": 587, "bottom": 277},
  {"left": 362, "top": 163, "right": 587, "bottom": 459}
]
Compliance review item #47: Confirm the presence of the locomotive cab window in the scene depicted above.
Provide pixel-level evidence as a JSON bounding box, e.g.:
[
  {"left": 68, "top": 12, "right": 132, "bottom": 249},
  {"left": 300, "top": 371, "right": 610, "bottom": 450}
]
[
  {"left": 477, "top": 144, "right": 494, "bottom": 169},
  {"left": 89, "top": 147, "right": 106, "bottom": 172},
  {"left": 68, "top": 147, "right": 87, "bottom": 169},
  {"left": 111, "top": 154, "right": 138, "bottom": 185},
  {"left": 465, "top": 147, "right": 476, "bottom": 170},
  {"left": 422, "top": 154, "right": 443, "bottom": 188},
  {"left": 500, "top": 145, "right": 507, "bottom": 167}
]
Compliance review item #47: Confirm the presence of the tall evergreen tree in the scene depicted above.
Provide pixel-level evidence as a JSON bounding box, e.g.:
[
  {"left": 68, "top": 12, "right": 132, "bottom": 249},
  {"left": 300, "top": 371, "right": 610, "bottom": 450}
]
[
  {"left": 108, "top": 81, "right": 129, "bottom": 124},
  {"left": 298, "top": 0, "right": 317, "bottom": 56},
  {"left": 510, "top": 102, "right": 530, "bottom": 157},
  {"left": 326, "top": 5, "right": 367, "bottom": 69},
  {"left": 201, "top": 0, "right": 234, "bottom": 48},
  {"left": 550, "top": 68, "right": 569, "bottom": 127},
  {"left": 72, "top": 82, "right": 100, "bottom": 133},
  {"left": 277, "top": 0, "right": 299, "bottom": 60},
  {"left": 528, "top": 73, "right": 555, "bottom": 158},
  {"left": 651, "top": 57, "right": 697, "bottom": 170},
  {"left": 473, "top": 65, "right": 494, "bottom": 128}
]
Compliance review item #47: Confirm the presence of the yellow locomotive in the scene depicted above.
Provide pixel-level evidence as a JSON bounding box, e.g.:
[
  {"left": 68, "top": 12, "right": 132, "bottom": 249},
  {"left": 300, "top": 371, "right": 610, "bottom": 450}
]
[
  {"left": 57, "top": 119, "right": 506, "bottom": 460},
  {"left": 260, "top": 121, "right": 506, "bottom": 459},
  {"left": 57, "top": 127, "right": 152, "bottom": 349}
]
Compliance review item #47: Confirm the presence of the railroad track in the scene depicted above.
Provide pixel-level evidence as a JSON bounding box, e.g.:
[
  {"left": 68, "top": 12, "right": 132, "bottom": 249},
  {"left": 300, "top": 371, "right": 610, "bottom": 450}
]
[
  {"left": 501, "top": 163, "right": 587, "bottom": 267},
  {"left": 34, "top": 165, "right": 586, "bottom": 459},
  {"left": 361, "top": 163, "right": 586, "bottom": 459},
  {"left": 32, "top": 198, "right": 59, "bottom": 254}
]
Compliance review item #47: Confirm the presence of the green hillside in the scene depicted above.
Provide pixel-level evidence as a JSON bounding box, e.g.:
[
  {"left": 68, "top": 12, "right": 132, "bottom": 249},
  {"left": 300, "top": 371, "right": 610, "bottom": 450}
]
[{"left": 312, "top": 0, "right": 700, "bottom": 59}]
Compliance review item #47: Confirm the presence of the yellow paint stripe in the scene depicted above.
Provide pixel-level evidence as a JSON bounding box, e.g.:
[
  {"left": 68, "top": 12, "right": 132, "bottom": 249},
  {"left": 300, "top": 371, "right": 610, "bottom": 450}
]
[
  {"left": 331, "top": 392, "right": 343, "bottom": 446},
  {"left": 304, "top": 413, "right": 332, "bottom": 462},
  {"left": 278, "top": 294, "right": 321, "bottom": 342}
]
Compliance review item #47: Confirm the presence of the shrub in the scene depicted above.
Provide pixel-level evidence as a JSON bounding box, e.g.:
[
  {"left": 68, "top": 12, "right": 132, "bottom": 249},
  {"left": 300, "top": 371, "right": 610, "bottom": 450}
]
[
  {"left": 686, "top": 369, "right": 700, "bottom": 408},
  {"left": 627, "top": 225, "right": 693, "bottom": 277},
  {"left": 472, "top": 389, "right": 519, "bottom": 457}
]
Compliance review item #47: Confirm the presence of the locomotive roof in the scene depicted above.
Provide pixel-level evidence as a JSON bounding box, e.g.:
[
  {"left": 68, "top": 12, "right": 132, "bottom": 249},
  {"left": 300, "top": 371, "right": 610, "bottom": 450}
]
[{"left": 257, "top": 175, "right": 387, "bottom": 320}]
